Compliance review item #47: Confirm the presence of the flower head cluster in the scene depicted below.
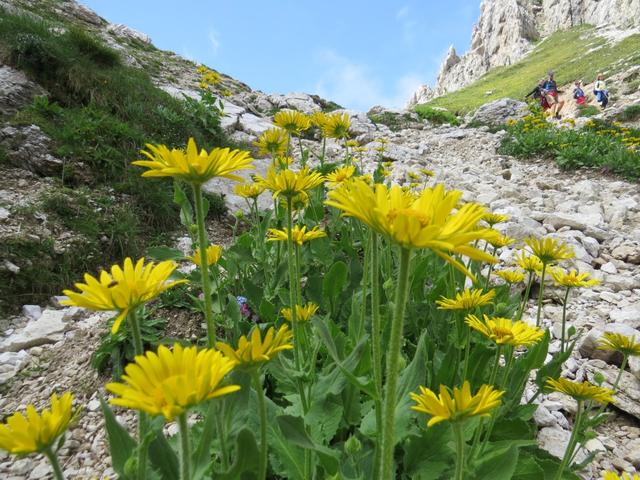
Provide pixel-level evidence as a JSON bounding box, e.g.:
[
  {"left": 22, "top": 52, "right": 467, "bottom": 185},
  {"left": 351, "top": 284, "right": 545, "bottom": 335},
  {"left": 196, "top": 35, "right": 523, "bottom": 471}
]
[
  {"left": 551, "top": 268, "right": 600, "bottom": 288},
  {"left": 495, "top": 269, "right": 526, "bottom": 284},
  {"left": 514, "top": 250, "right": 543, "bottom": 272},
  {"left": 525, "top": 237, "right": 574, "bottom": 265},
  {"left": 545, "top": 377, "right": 614, "bottom": 404},
  {"left": 62, "top": 258, "right": 186, "bottom": 334},
  {"left": 197, "top": 65, "right": 221, "bottom": 88},
  {"left": 234, "top": 182, "right": 265, "bottom": 199},
  {"left": 107, "top": 344, "right": 239, "bottom": 420},
  {"left": 326, "top": 180, "right": 499, "bottom": 277},
  {"left": 267, "top": 225, "right": 326, "bottom": 245},
  {"left": 281, "top": 303, "right": 319, "bottom": 322},
  {"left": 256, "top": 166, "right": 324, "bottom": 201},
  {"left": 134, "top": 138, "right": 254, "bottom": 185},
  {"left": 254, "top": 128, "right": 289, "bottom": 157},
  {"left": 435, "top": 288, "right": 496, "bottom": 311},
  {"left": 325, "top": 165, "right": 356, "bottom": 188},
  {"left": 465, "top": 314, "right": 545, "bottom": 347},
  {"left": 0, "top": 393, "right": 75, "bottom": 454},
  {"left": 410, "top": 381, "right": 503, "bottom": 427},
  {"left": 187, "top": 245, "right": 223, "bottom": 267},
  {"left": 321, "top": 112, "right": 351, "bottom": 139},
  {"left": 488, "top": 233, "right": 515, "bottom": 249},
  {"left": 597, "top": 333, "right": 640, "bottom": 357},
  {"left": 273, "top": 110, "right": 311, "bottom": 135},
  {"left": 216, "top": 325, "right": 293, "bottom": 369}
]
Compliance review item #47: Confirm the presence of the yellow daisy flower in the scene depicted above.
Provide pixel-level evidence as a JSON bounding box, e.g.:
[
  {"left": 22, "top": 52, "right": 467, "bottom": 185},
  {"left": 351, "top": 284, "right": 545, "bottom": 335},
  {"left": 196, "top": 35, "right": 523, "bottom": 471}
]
[
  {"left": 273, "top": 110, "right": 311, "bottom": 135},
  {"left": 107, "top": 344, "right": 239, "bottom": 420},
  {"left": 255, "top": 166, "right": 324, "bottom": 201},
  {"left": 545, "top": 378, "right": 614, "bottom": 404},
  {"left": 488, "top": 233, "right": 516, "bottom": 249},
  {"left": 325, "top": 165, "right": 356, "bottom": 188},
  {"left": 514, "top": 250, "right": 543, "bottom": 272},
  {"left": 0, "top": 393, "right": 76, "bottom": 454},
  {"left": 62, "top": 258, "right": 186, "bottom": 334},
  {"left": 495, "top": 269, "right": 526, "bottom": 284},
  {"left": 465, "top": 314, "right": 545, "bottom": 347},
  {"left": 234, "top": 182, "right": 265, "bottom": 199},
  {"left": 310, "top": 111, "right": 328, "bottom": 128},
  {"left": 134, "top": 138, "right": 254, "bottom": 185},
  {"left": 267, "top": 225, "right": 326, "bottom": 245},
  {"left": 186, "top": 245, "right": 223, "bottom": 266},
  {"left": 551, "top": 268, "right": 601, "bottom": 288},
  {"left": 325, "top": 179, "right": 499, "bottom": 278},
  {"left": 597, "top": 333, "right": 640, "bottom": 357},
  {"left": 216, "top": 325, "right": 293, "bottom": 370},
  {"left": 525, "top": 237, "right": 574, "bottom": 265},
  {"left": 435, "top": 288, "right": 496, "bottom": 310},
  {"left": 603, "top": 472, "right": 640, "bottom": 480},
  {"left": 253, "top": 128, "right": 289, "bottom": 157},
  {"left": 410, "top": 381, "right": 504, "bottom": 427},
  {"left": 321, "top": 112, "right": 351, "bottom": 139},
  {"left": 482, "top": 213, "right": 510, "bottom": 226},
  {"left": 281, "top": 303, "right": 319, "bottom": 322}
]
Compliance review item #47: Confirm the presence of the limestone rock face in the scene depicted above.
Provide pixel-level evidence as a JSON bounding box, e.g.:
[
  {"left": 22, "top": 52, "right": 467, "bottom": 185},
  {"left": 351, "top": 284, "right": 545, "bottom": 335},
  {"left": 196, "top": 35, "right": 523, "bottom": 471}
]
[
  {"left": 409, "top": 0, "right": 640, "bottom": 105},
  {"left": 469, "top": 98, "right": 529, "bottom": 125}
]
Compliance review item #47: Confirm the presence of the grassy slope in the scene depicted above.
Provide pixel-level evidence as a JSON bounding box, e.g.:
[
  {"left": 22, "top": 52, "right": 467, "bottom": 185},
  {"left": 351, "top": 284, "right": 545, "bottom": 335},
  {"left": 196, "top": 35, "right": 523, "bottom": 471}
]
[{"left": 424, "top": 25, "right": 640, "bottom": 114}]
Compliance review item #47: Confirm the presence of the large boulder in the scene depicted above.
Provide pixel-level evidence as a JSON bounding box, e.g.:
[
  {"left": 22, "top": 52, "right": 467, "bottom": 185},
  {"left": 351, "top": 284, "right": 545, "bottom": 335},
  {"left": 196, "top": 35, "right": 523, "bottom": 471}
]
[
  {"left": 0, "top": 65, "right": 46, "bottom": 116},
  {"left": 0, "top": 125, "right": 63, "bottom": 176},
  {"left": 469, "top": 98, "right": 529, "bottom": 126}
]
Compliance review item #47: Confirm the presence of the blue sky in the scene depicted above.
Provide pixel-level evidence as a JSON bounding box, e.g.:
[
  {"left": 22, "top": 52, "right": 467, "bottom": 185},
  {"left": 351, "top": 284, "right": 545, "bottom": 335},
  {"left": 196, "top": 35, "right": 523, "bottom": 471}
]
[{"left": 83, "top": 1, "right": 480, "bottom": 110}]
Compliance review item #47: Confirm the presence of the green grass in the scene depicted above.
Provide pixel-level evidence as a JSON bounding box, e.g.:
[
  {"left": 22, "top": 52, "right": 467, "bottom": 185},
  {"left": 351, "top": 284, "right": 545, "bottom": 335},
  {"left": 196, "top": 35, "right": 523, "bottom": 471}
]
[
  {"left": 414, "top": 105, "right": 460, "bottom": 125},
  {"left": 0, "top": 9, "right": 230, "bottom": 312},
  {"left": 367, "top": 110, "right": 416, "bottom": 131},
  {"left": 423, "top": 26, "right": 640, "bottom": 114},
  {"left": 617, "top": 104, "right": 640, "bottom": 122},
  {"left": 577, "top": 104, "right": 600, "bottom": 117}
]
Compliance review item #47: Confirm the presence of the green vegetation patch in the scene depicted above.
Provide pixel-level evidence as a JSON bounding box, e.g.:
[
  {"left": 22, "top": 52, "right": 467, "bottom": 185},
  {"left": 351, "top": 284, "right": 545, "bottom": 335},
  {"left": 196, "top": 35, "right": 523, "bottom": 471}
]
[
  {"left": 424, "top": 26, "right": 640, "bottom": 114},
  {"left": 617, "top": 104, "right": 640, "bottom": 122},
  {"left": 367, "top": 110, "right": 417, "bottom": 131},
  {"left": 414, "top": 105, "right": 460, "bottom": 125}
]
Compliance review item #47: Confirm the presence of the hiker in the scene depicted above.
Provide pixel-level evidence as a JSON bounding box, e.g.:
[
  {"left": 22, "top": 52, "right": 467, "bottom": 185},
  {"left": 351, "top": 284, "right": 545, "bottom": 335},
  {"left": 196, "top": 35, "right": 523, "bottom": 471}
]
[
  {"left": 525, "top": 78, "right": 550, "bottom": 110},
  {"left": 542, "top": 71, "right": 564, "bottom": 118},
  {"left": 594, "top": 73, "right": 609, "bottom": 109},
  {"left": 573, "top": 80, "right": 586, "bottom": 105}
]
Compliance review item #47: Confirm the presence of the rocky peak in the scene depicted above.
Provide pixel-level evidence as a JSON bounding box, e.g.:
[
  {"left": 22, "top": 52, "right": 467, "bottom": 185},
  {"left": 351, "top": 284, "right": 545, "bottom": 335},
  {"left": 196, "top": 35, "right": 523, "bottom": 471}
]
[{"left": 408, "top": 0, "right": 640, "bottom": 107}]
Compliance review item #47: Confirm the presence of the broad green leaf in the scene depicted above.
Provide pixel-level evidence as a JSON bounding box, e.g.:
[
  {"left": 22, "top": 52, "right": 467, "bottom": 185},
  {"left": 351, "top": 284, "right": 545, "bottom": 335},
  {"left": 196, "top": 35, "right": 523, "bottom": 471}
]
[
  {"left": 322, "top": 260, "right": 348, "bottom": 313},
  {"left": 146, "top": 246, "right": 185, "bottom": 261},
  {"left": 472, "top": 445, "right": 519, "bottom": 480},
  {"left": 192, "top": 401, "right": 218, "bottom": 480},
  {"left": 147, "top": 426, "right": 179, "bottom": 480},
  {"left": 216, "top": 428, "right": 259, "bottom": 480},
  {"left": 99, "top": 397, "right": 136, "bottom": 479}
]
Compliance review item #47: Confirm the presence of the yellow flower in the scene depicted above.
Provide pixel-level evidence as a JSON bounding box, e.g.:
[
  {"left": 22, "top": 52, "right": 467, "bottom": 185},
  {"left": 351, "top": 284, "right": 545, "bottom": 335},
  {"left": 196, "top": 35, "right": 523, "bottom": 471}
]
[
  {"left": 488, "top": 233, "right": 515, "bottom": 248},
  {"left": 436, "top": 288, "right": 496, "bottom": 310},
  {"left": 234, "top": 182, "right": 265, "bottom": 199},
  {"left": 482, "top": 213, "right": 510, "bottom": 226},
  {"left": 253, "top": 128, "right": 289, "bottom": 157},
  {"left": 345, "top": 139, "right": 360, "bottom": 148},
  {"left": 551, "top": 268, "right": 600, "bottom": 288},
  {"left": 465, "top": 314, "right": 545, "bottom": 347},
  {"left": 525, "top": 237, "right": 574, "bottom": 265},
  {"left": 134, "top": 138, "right": 254, "bottom": 185},
  {"left": 545, "top": 378, "right": 614, "bottom": 404},
  {"left": 310, "top": 111, "right": 329, "bottom": 128},
  {"left": 187, "top": 245, "right": 223, "bottom": 266},
  {"left": 281, "top": 303, "right": 319, "bottom": 322},
  {"left": 321, "top": 112, "right": 351, "bottom": 139},
  {"left": 603, "top": 472, "right": 640, "bottom": 480},
  {"left": 420, "top": 168, "right": 435, "bottom": 178},
  {"left": 62, "top": 258, "right": 186, "bottom": 334},
  {"left": 407, "top": 171, "right": 421, "bottom": 181},
  {"left": 267, "top": 225, "right": 326, "bottom": 245},
  {"left": 597, "top": 333, "right": 640, "bottom": 357},
  {"left": 0, "top": 393, "right": 75, "bottom": 454},
  {"left": 325, "top": 165, "right": 356, "bottom": 188},
  {"left": 255, "top": 166, "right": 324, "bottom": 201},
  {"left": 495, "top": 269, "right": 526, "bottom": 284},
  {"left": 106, "top": 344, "right": 239, "bottom": 420},
  {"left": 514, "top": 250, "right": 543, "bottom": 272},
  {"left": 377, "top": 137, "right": 389, "bottom": 145},
  {"left": 325, "top": 180, "right": 499, "bottom": 278},
  {"left": 216, "top": 325, "right": 293, "bottom": 369},
  {"left": 273, "top": 110, "right": 311, "bottom": 135},
  {"left": 410, "top": 381, "right": 503, "bottom": 427}
]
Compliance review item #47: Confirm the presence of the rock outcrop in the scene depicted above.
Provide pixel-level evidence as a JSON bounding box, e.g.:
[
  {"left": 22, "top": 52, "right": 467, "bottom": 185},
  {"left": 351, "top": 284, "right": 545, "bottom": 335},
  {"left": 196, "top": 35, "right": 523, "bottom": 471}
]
[{"left": 408, "top": 0, "right": 640, "bottom": 106}]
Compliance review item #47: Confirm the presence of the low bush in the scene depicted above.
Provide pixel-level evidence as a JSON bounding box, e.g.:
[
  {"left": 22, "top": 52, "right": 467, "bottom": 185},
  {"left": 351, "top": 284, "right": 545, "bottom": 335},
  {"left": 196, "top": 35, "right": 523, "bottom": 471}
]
[
  {"left": 617, "top": 104, "right": 640, "bottom": 122},
  {"left": 414, "top": 105, "right": 460, "bottom": 125}
]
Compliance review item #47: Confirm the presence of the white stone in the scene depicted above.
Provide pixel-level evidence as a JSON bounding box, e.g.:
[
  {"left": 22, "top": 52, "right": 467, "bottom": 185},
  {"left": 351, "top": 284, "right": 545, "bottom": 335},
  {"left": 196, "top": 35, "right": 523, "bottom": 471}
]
[
  {"left": 609, "top": 305, "right": 640, "bottom": 327},
  {"left": 601, "top": 261, "right": 618, "bottom": 274},
  {"left": 0, "top": 310, "right": 69, "bottom": 352},
  {"left": 0, "top": 350, "right": 30, "bottom": 384},
  {"left": 21, "top": 305, "right": 42, "bottom": 321}
]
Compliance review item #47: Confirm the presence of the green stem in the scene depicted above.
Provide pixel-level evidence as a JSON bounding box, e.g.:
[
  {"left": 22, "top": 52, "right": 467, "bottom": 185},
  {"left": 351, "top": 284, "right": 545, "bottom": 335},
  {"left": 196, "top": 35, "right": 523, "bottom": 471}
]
[
  {"left": 613, "top": 355, "right": 628, "bottom": 392},
  {"left": 462, "top": 326, "right": 471, "bottom": 382},
  {"left": 193, "top": 184, "right": 216, "bottom": 347},
  {"left": 370, "top": 232, "right": 383, "bottom": 476},
  {"left": 481, "top": 347, "right": 513, "bottom": 453},
  {"left": 453, "top": 423, "right": 466, "bottom": 480},
  {"left": 517, "top": 272, "right": 534, "bottom": 320},
  {"left": 216, "top": 405, "right": 229, "bottom": 470},
  {"left": 359, "top": 233, "right": 370, "bottom": 340},
  {"left": 297, "top": 136, "right": 305, "bottom": 165},
  {"left": 178, "top": 412, "right": 191, "bottom": 480},
  {"left": 560, "top": 287, "right": 571, "bottom": 354},
  {"left": 554, "top": 400, "right": 584, "bottom": 480},
  {"left": 379, "top": 247, "right": 413, "bottom": 480},
  {"left": 43, "top": 447, "right": 65, "bottom": 480},
  {"left": 320, "top": 138, "right": 326, "bottom": 168},
  {"left": 252, "top": 371, "right": 268, "bottom": 480},
  {"left": 128, "top": 310, "right": 148, "bottom": 480},
  {"left": 536, "top": 263, "right": 548, "bottom": 327}
]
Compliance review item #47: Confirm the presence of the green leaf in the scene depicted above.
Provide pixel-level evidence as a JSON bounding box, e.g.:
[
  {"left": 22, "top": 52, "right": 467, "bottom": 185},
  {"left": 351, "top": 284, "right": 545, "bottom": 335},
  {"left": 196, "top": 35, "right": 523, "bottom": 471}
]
[
  {"left": 322, "top": 260, "right": 348, "bottom": 313},
  {"left": 146, "top": 246, "right": 185, "bottom": 261},
  {"left": 512, "top": 453, "right": 544, "bottom": 480},
  {"left": 259, "top": 298, "right": 276, "bottom": 322},
  {"left": 276, "top": 415, "right": 340, "bottom": 475},
  {"left": 472, "top": 445, "right": 519, "bottom": 480},
  {"left": 216, "top": 428, "right": 259, "bottom": 480},
  {"left": 173, "top": 182, "right": 193, "bottom": 228},
  {"left": 147, "top": 426, "right": 179, "bottom": 480},
  {"left": 99, "top": 397, "right": 136, "bottom": 479},
  {"left": 192, "top": 401, "right": 218, "bottom": 480}
]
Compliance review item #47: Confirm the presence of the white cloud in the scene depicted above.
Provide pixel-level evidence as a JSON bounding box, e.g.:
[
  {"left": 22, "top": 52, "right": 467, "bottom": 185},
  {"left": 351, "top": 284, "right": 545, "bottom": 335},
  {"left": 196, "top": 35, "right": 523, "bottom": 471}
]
[
  {"left": 396, "top": 5, "right": 409, "bottom": 19},
  {"left": 396, "top": 5, "right": 417, "bottom": 45},
  {"left": 313, "top": 50, "right": 431, "bottom": 111},
  {"left": 208, "top": 30, "right": 221, "bottom": 55}
]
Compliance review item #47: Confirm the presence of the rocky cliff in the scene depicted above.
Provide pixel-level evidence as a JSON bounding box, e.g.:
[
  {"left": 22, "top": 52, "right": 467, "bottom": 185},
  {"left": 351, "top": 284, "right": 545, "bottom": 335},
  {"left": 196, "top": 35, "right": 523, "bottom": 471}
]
[{"left": 408, "top": 0, "right": 640, "bottom": 106}]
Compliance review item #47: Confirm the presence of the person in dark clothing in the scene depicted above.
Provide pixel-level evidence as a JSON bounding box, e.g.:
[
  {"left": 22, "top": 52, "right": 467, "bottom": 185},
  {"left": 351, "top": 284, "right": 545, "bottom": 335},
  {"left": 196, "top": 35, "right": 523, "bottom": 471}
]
[
  {"left": 542, "top": 71, "right": 564, "bottom": 118},
  {"left": 526, "top": 78, "right": 550, "bottom": 110},
  {"left": 573, "top": 80, "right": 586, "bottom": 105}
]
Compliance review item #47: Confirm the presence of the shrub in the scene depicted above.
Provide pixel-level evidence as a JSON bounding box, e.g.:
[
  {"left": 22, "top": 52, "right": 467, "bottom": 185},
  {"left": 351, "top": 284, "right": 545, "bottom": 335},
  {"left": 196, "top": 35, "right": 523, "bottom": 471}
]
[
  {"left": 414, "top": 105, "right": 460, "bottom": 125},
  {"left": 367, "top": 110, "right": 415, "bottom": 131},
  {"left": 577, "top": 105, "right": 600, "bottom": 117},
  {"left": 617, "top": 104, "right": 640, "bottom": 122}
]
